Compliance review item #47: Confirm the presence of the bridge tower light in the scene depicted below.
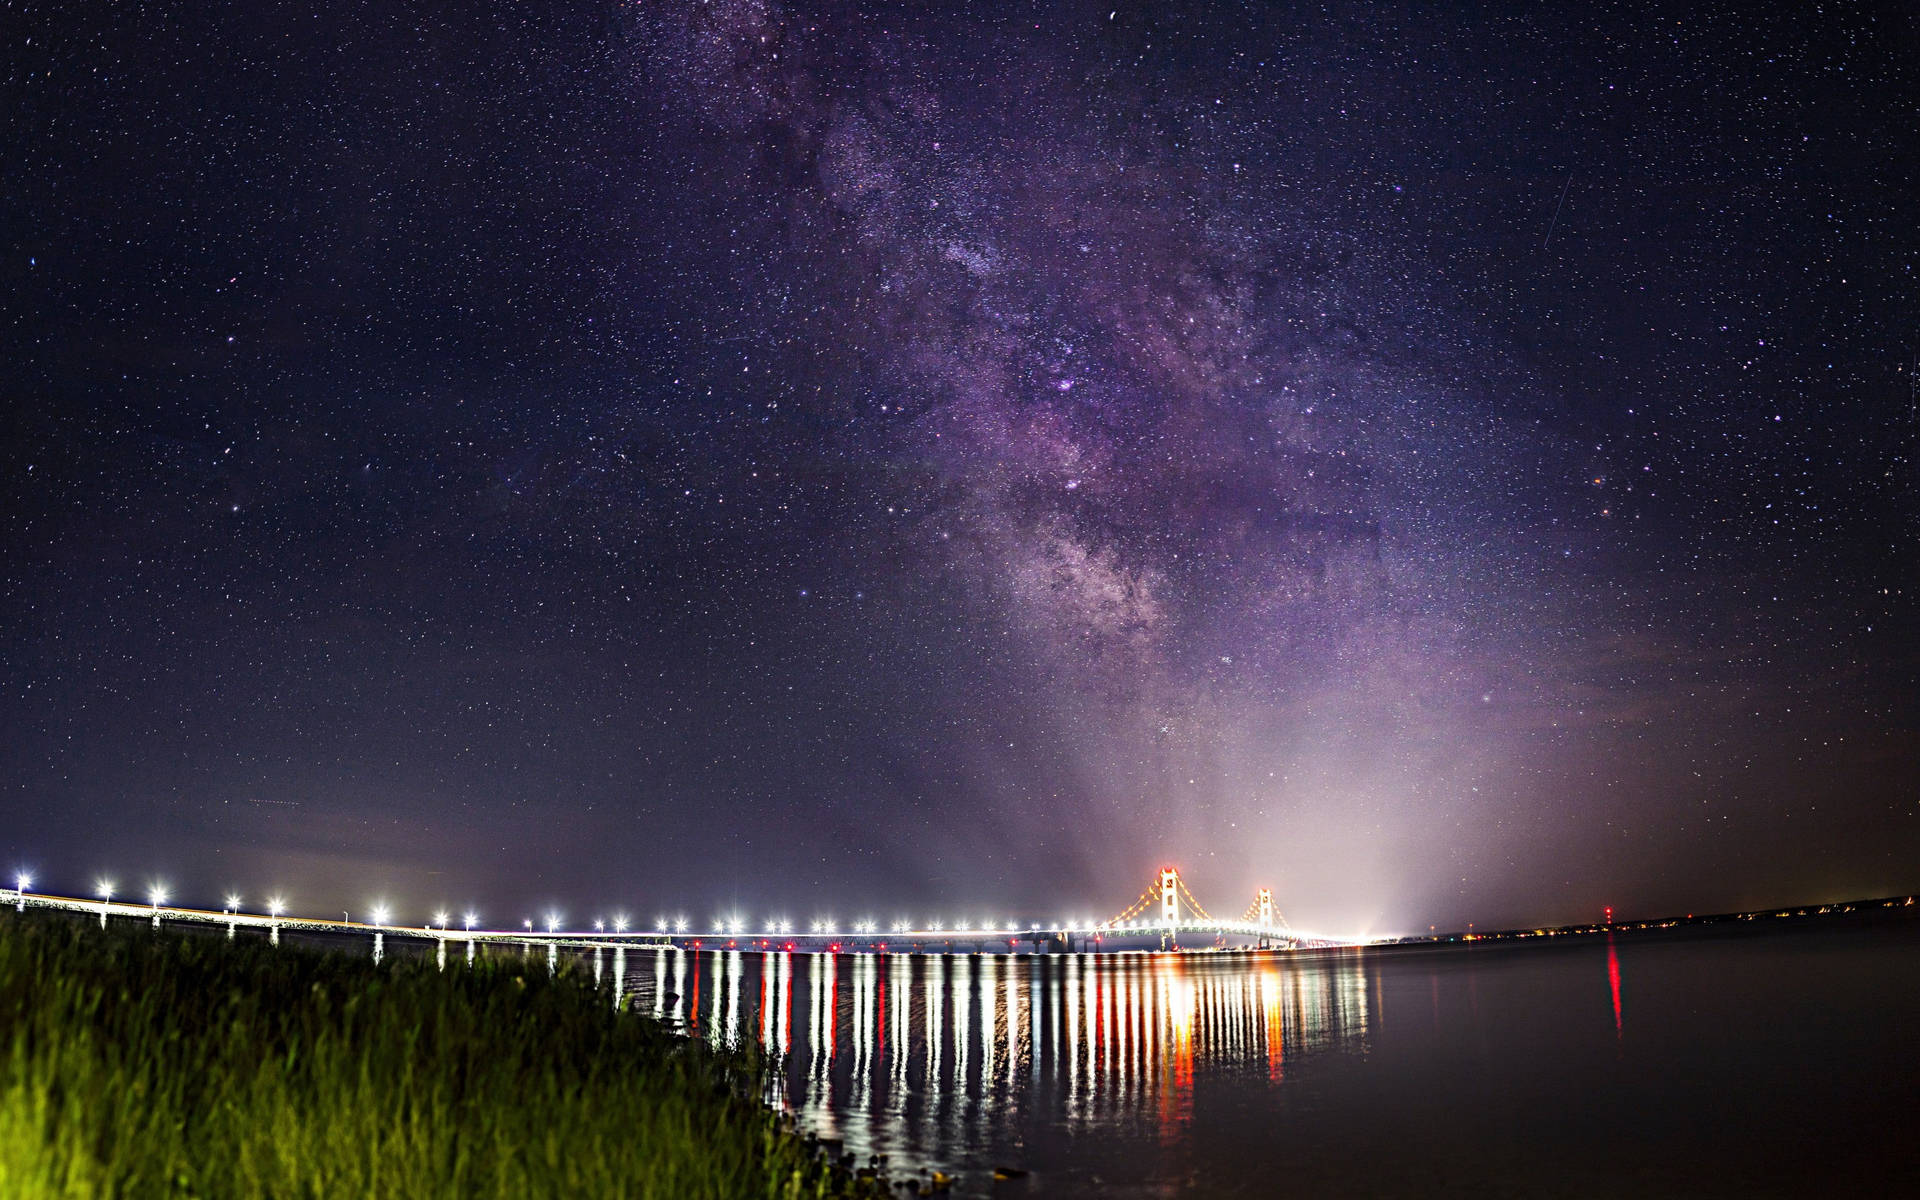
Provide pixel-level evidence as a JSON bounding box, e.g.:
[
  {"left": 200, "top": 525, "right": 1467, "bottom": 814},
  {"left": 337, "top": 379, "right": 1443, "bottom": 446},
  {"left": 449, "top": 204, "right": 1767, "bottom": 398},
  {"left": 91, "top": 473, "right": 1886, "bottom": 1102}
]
[
  {"left": 1161, "top": 867, "right": 1180, "bottom": 928},
  {"left": 1257, "top": 888, "right": 1275, "bottom": 930}
]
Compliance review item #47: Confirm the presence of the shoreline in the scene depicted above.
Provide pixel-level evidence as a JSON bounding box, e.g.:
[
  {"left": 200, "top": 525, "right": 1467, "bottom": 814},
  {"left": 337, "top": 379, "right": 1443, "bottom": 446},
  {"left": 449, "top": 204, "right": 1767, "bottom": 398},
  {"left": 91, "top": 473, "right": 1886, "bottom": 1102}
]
[{"left": 0, "top": 910, "right": 900, "bottom": 1199}]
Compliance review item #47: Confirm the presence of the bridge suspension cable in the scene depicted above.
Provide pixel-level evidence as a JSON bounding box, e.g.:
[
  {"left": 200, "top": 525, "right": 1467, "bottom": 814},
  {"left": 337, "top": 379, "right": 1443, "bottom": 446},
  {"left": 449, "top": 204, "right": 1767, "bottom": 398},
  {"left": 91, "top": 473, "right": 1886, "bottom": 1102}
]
[
  {"left": 1104, "top": 882, "right": 1160, "bottom": 928},
  {"left": 1173, "top": 872, "right": 1215, "bottom": 922},
  {"left": 1103, "top": 869, "right": 1289, "bottom": 933}
]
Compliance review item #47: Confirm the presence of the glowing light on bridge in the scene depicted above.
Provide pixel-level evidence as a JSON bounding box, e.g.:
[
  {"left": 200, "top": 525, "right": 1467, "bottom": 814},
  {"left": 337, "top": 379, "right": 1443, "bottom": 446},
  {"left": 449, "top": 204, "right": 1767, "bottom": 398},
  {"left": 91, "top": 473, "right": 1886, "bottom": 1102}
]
[{"left": 4, "top": 862, "right": 1353, "bottom": 950}]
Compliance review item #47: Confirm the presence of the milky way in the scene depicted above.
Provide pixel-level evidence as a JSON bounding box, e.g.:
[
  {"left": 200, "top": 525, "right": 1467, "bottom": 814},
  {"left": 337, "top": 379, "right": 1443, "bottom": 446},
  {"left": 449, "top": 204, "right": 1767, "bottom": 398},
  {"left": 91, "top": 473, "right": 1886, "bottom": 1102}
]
[{"left": 4, "top": 0, "right": 1914, "bottom": 931}]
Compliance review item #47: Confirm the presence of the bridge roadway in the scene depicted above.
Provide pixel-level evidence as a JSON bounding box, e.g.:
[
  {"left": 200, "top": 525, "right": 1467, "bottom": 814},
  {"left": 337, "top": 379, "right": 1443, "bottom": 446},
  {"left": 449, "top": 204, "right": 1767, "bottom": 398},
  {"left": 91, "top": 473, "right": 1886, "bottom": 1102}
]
[{"left": 6, "top": 890, "right": 1354, "bottom": 953}]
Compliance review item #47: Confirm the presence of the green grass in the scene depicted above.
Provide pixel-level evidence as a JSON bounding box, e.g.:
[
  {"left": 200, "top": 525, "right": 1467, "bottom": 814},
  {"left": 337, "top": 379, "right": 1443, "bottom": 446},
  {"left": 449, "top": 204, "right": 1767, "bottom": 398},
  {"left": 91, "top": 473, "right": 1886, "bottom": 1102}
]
[{"left": 0, "top": 914, "right": 884, "bottom": 1199}]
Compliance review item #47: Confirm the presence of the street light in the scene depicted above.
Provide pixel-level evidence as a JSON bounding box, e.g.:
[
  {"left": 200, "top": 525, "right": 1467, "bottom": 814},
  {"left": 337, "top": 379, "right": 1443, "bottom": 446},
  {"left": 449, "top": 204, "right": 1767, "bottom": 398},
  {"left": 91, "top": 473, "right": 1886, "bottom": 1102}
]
[
  {"left": 224, "top": 894, "right": 240, "bottom": 916},
  {"left": 594, "top": 918, "right": 605, "bottom": 933},
  {"left": 614, "top": 914, "right": 629, "bottom": 933},
  {"left": 546, "top": 912, "right": 560, "bottom": 934},
  {"left": 464, "top": 911, "right": 476, "bottom": 932},
  {"left": 434, "top": 911, "right": 449, "bottom": 930},
  {"left": 267, "top": 896, "right": 285, "bottom": 919},
  {"left": 149, "top": 885, "right": 168, "bottom": 927},
  {"left": 13, "top": 872, "right": 29, "bottom": 912},
  {"left": 370, "top": 905, "right": 390, "bottom": 928}
]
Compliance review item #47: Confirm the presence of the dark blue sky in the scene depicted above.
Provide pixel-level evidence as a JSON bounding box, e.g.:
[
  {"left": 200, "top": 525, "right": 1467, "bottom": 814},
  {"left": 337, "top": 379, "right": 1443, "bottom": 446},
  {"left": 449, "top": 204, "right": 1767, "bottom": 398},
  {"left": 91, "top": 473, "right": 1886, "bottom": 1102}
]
[{"left": 4, "top": 0, "right": 1915, "bottom": 935}]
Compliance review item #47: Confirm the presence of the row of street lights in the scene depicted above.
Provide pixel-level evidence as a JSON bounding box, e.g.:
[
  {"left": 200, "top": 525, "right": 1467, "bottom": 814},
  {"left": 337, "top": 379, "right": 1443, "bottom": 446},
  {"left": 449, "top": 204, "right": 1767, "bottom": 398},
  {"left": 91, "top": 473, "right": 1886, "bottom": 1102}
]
[{"left": 6, "top": 873, "right": 1111, "bottom": 940}]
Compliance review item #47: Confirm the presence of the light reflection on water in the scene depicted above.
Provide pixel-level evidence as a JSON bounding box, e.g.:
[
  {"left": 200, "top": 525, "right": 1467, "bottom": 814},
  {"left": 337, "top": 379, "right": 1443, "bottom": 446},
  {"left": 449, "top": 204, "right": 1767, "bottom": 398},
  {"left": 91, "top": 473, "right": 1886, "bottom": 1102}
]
[
  {"left": 619, "top": 949, "right": 1369, "bottom": 1190},
  {"left": 289, "top": 917, "right": 1920, "bottom": 1194},
  {"left": 293, "top": 917, "right": 1920, "bottom": 1195}
]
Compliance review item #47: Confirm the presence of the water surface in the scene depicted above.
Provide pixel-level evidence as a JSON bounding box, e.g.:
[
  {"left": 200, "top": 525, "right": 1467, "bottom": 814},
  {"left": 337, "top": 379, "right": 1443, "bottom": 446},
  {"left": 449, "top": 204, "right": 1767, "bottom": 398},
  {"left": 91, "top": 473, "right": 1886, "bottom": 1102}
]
[{"left": 611, "top": 918, "right": 1920, "bottom": 1196}]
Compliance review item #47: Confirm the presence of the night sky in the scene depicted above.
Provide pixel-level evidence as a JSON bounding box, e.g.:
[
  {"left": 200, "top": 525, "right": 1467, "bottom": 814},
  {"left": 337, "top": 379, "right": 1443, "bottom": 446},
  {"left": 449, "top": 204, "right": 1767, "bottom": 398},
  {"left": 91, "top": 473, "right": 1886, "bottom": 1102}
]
[{"left": 4, "top": 0, "right": 1915, "bottom": 936}]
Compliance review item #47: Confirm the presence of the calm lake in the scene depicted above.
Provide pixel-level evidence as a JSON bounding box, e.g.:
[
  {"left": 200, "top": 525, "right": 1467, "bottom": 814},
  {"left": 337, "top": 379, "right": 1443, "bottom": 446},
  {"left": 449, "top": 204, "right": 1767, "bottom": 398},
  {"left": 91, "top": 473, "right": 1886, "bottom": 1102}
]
[{"left": 598, "top": 916, "right": 1918, "bottom": 1197}]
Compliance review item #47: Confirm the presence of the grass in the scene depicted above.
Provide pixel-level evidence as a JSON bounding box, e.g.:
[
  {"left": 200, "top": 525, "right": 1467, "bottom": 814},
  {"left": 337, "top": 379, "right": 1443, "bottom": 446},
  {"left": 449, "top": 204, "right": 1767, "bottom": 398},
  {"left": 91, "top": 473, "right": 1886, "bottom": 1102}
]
[{"left": 0, "top": 914, "right": 886, "bottom": 1199}]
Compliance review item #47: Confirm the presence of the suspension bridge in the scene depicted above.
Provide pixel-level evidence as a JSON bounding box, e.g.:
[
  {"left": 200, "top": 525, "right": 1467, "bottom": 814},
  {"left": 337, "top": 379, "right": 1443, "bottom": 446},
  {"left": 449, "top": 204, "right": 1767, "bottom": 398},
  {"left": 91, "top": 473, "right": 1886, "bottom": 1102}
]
[{"left": 2, "top": 866, "right": 1357, "bottom": 953}]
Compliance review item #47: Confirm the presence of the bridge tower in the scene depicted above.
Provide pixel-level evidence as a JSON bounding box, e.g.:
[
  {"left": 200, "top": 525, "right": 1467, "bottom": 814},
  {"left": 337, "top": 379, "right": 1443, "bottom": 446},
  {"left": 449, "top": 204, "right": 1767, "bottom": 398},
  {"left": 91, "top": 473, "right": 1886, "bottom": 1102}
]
[
  {"left": 1256, "top": 888, "right": 1275, "bottom": 929},
  {"left": 1160, "top": 866, "right": 1180, "bottom": 950}
]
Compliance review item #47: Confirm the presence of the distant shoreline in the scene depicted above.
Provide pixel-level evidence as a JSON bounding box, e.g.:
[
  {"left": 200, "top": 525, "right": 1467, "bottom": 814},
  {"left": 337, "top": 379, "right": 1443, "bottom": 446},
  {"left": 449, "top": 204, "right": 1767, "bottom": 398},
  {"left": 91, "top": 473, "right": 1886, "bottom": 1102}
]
[{"left": 1375, "top": 893, "right": 1919, "bottom": 950}]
